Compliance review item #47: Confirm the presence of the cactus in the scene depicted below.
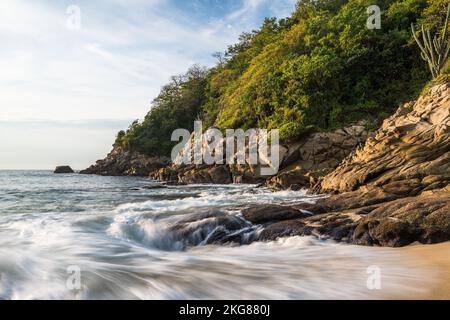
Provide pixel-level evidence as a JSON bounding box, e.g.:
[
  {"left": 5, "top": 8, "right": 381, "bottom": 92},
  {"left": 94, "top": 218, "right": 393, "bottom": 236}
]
[{"left": 411, "top": 4, "right": 450, "bottom": 78}]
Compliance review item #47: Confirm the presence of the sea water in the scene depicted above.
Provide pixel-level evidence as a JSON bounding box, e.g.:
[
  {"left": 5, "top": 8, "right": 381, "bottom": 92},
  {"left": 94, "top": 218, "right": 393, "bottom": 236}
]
[{"left": 0, "top": 171, "right": 433, "bottom": 299}]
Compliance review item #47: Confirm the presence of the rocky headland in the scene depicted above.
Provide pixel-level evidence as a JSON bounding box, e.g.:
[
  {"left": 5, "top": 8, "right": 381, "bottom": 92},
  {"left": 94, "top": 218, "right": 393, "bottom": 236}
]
[
  {"left": 249, "top": 81, "right": 450, "bottom": 247},
  {"left": 82, "top": 81, "right": 450, "bottom": 248},
  {"left": 80, "top": 147, "right": 170, "bottom": 176}
]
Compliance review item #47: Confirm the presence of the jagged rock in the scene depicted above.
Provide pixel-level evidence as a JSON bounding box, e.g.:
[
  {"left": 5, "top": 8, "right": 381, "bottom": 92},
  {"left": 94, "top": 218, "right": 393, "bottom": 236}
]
[
  {"left": 179, "top": 165, "right": 233, "bottom": 184},
  {"left": 256, "top": 185, "right": 450, "bottom": 246},
  {"left": 259, "top": 220, "right": 310, "bottom": 241},
  {"left": 80, "top": 147, "right": 170, "bottom": 176},
  {"left": 265, "top": 123, "right": 371, "bottom": 189},
  {"left": 54, "top": 166, "right": 74, "bottom": 174},
  {"left": 352, "top": 187, "right": 450, "bottom": 246},
  {"left": 253, "top": 82, "right": 450, "bottom": 247},
  {"left": 320, "top": 82, "right": 450, "bottom": 194},
  {"left": 153, "top": 123, "right": 371, "bottom": 187}
]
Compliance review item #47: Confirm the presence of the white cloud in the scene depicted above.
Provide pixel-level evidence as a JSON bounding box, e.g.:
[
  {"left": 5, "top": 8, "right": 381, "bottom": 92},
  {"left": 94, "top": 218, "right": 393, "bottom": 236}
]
[{"left": 0, "top": 0, "right": 296, "bottom": 169}]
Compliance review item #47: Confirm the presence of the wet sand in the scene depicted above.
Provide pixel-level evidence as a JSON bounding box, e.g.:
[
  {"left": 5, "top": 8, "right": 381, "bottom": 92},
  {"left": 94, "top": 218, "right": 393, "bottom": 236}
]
[{"left": 404, "top": 242, "right": 450, "bottom": 299}]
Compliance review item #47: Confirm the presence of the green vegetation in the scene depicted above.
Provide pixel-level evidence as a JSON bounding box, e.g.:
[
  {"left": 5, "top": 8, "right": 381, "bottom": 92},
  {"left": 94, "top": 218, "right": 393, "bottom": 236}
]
[
  {"left": 115, "top": 0, "right": 449, "bottom": 156},
  {"left": 114, "top": 65, "right": 208, "bottom": 156},
  {"left": 411, "top": 3, "right": 449, "bottom": 78}
]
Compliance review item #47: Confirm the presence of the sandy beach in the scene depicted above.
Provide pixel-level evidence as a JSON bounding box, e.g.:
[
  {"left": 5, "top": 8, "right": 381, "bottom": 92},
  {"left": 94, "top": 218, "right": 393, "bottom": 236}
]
[{"left": 403, "top": 242, "right": 450, "bottom": 299}]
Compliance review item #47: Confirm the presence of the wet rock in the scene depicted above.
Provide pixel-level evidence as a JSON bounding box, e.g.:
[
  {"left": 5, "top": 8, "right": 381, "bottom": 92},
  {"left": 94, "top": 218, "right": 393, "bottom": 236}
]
[
  {"left": 352, "top": 189, "right": 450, "bottom": 246},
  {"left": 258, "top": 220, "right": 310, "bottom": 241},
  {"left": 242, "top": 204, "right": 311, "bottom": 225},
  {"left": 254, "top": 187, "right": 450, "bottom": 247},
  {"left": 145, "top": 193, "right": 200, "bottom": 201},
  {"left": 167, "top": 210, "right": 253, "bottom": 246},
  {"left": 142, "top": 185, "right": 167, "bottom": 190}
]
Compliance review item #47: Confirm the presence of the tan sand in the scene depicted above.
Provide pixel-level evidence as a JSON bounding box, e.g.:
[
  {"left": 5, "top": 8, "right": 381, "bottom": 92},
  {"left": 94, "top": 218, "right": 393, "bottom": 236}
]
[{"left": 402, "top": 241, "right": 450, "bottom": 299}]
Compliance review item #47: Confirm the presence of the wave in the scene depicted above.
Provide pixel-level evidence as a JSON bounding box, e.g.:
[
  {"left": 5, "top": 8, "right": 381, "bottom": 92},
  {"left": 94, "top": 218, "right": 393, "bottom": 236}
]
[
  {"left": 0, "top": 235, "right": 434, "bottom": 300},
  {"left": 0, "top": 173, "right": 437, "bottom": 300},
  {"left": 107, "top": 209, "right": 260, "bottom": 251},
  {"left": 115, "top": 188, "right": 320, "bottom": 214},
  {"left": 108, "top": 186, "right": 321, "bottom": 251}
]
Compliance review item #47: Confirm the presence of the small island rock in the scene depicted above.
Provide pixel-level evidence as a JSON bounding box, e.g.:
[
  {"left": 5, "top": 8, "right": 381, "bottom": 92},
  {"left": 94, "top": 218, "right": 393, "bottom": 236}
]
[{"left": 54, "top": 166, "right": 74, "bottom": 174}]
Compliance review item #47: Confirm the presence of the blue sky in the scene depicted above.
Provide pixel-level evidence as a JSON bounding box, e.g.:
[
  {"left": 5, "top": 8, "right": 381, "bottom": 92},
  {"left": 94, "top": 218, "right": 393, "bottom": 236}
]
[{"left": 0, "top": 0, "right": 297, "bottom": 169}]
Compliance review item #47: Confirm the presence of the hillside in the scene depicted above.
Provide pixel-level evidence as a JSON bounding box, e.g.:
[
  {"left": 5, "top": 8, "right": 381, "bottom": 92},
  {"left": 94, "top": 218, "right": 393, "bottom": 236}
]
[
  {"left": 82, "top": 0, "right": 448, "bottom": 178},
  {"left": 114, "top": 0, "right": 446, "bottom": 154}
]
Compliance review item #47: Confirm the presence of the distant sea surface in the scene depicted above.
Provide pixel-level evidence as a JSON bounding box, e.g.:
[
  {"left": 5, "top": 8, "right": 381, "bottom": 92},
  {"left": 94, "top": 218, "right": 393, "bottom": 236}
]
[{"left": 0, "top": 171, "right": 435, "bottom": 299}]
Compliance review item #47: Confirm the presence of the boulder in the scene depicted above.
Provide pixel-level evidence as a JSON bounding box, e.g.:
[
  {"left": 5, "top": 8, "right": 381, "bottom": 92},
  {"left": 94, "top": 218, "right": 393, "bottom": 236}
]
[
  {"left": 352, "top": 188, "right": 450, "bottom": 246},
  {"left": 242, "top": 204, "right": 311, "bottom": 225},
  {"left": 54, "top": 166, "right": 74, "bottom": 174}
]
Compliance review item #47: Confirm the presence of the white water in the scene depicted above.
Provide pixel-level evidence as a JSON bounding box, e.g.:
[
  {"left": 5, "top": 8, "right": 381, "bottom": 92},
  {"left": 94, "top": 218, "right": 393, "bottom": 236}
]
[{"left": 0, "top": 171, "right": 434, "bottom": 299}]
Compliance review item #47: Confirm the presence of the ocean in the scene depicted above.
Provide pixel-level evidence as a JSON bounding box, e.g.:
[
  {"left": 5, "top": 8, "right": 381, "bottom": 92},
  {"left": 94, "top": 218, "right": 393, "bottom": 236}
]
[{"left": 0, "top": 171, "right": 434, "bottom": 299}]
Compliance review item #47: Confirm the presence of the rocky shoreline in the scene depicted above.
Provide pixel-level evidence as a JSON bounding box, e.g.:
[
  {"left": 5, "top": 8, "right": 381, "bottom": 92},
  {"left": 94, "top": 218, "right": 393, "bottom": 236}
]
[
  {"left": 80, "top": 148, "right": 170, "bottom": 176},
  {"left": 82, "top": 81, "right": 450, "bottom": 248},
  {"left": 150, "top": 123, "right": 372, "bottom": 188},
  {"left": 246, "top": 82, "right": 450, "bottom": 247}
]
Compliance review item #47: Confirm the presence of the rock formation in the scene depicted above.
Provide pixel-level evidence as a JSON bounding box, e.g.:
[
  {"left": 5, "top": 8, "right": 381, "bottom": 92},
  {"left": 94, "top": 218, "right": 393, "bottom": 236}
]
[
  {"left": 267, "top": 124, "right": 371, "bottom": 190},
  {"left": 320, "top": 83, "right": 450, "bottom": 194},
  {"left": 248, "top": 81, "right": 450, "bottom": 247},
  {"left": 54, "top": 166, "right": 74, "bottom": 174},
  {"left": 80, "top": 147, "right": 170, "bottom": 176},
  {"left": 151, "top": 124, "right": 371, "bottom": 188}
]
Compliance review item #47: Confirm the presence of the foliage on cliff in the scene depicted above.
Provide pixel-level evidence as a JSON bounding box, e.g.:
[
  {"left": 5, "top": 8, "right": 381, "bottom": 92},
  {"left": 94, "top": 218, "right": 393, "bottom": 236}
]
[{"left": 115, "top": 0, "right": 448, "bottom": 156}]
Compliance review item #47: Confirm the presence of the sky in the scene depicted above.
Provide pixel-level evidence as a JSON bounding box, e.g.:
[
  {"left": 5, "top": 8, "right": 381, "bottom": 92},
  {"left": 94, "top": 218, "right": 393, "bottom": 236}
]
[{"left": 0, "top": 0, "right": 297, "bottom": 170}]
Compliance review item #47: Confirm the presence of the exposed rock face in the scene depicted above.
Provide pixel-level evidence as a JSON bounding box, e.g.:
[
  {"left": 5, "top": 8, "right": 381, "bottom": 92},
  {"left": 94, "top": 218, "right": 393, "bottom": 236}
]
[
  {"left": 80, "top": 147, "right": 170, "bottom": 176},
  {"left": 152, "top": 164, "right": 233, "bottom": 184},
  {"left": 152, "top": 124, "right": 371, "bottom": 187},
  {"left": 352, "top": 188, "right": 450, "bottom": 246},
  {"left": 257, "top": 186, "right": 450, "bottom": 247},
  {"left": 267, "top": 124, "right": 370, "bottom": 190},
  {"left": 246, "top": 82, "right": 450, "bottom": 247},
  {"left": 320, "top": 82, "right": 450, "bottom": 193},
  {"left": 54, "top": 166, "right": 74, "bottom": 174}
]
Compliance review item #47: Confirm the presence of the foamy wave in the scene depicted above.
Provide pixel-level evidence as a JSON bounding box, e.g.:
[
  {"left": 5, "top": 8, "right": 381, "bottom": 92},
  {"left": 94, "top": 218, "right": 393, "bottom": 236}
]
[
  {"left": 115, "top": 187, "right": 320, "bottom": 214},
  {"left": 0, "top": 173, "right": 437, "bottom": 300},
  {"left": 107, "top": 208, "right": 259, "bottom": 251}
]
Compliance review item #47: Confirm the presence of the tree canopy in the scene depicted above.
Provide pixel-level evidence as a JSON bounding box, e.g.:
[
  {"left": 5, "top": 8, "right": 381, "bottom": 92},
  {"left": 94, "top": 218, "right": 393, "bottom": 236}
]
[{"left": 115, "top": 0, "right": 448, "bottom": 156}]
